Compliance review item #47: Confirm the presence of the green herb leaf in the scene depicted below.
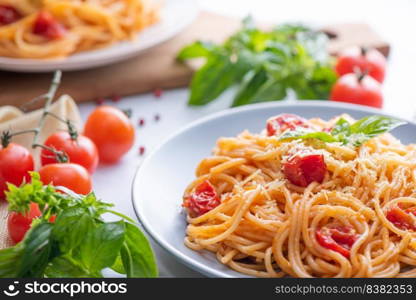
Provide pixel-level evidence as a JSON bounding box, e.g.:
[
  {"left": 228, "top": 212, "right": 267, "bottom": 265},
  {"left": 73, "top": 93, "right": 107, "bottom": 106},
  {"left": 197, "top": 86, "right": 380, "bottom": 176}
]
[
  {"left": 0, "top": 246, "right": 22, "bottom": 277},
  {"left": 279, "top": 115, "right": 406, "bottom": 147},
  {"left": 177, "top": 41, "right": 216, "bottom": 61},
  {"left": 17, "top": 222, "right": 57, "bottom": 277},
  {"left": 79, "top": 221, "right": 125, "bottom": 274},
  {"left": 121, "top": 222, "right": 158, "bottom": 278},
  {"left": 44, "top": 256, "right": 91, "bottom": 278}
]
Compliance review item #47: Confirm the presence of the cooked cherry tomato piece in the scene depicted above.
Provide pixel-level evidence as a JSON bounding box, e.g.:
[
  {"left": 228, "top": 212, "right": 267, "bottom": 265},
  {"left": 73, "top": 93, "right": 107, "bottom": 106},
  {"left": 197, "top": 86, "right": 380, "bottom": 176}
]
[
  {"left": 0, "top": 5, "right": 21, "bottom": 25},
  {"left": 33, "top": 11, "right": 66, "bottom": 40},
  {"left": 184, "top": 180, "right": 220, "bottom": 217},
  {"left": 335, "top": 46, "right": 386, "bottom": 84},
  {"left": 316, "top": 226, "right": 358, "bottom": 258},
  {"left": 41, "top": 131, "right": 99, "bottom": 174},
  {"left": 39, "top": 163, "right": 92, "bottom": 195},
  {"left": 0, "top": 143, "right": 34, "bottom": 200},
  {"left": 283, "top": 154, "right": 326, "bottom": 187},
  {"left": 266, "top": 113, "right": 309, "bottom": 136},
  {"left": 7, "top": 202, "right": 41, "bottom": 244},
  {"left": 330, "top": 73, "right": 383, "bottom": 108},
  {"left": 386, "top": 206, "right": 416, "bottom": 231}
]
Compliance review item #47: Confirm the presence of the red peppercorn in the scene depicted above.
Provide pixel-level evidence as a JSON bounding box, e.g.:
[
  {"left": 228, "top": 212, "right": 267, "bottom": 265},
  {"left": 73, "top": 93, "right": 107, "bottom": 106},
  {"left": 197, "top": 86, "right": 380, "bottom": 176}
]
[
  {"left": 153, "top": 88, "right": 163, "bottom": 98},
  {"left": 111, "top": 94, "right": 122, "bottom": 102},
  {"left": 139, "top": 146, "right": 145, "bottom": 156},
  {"left": 95, "top": 97, "right": 104, "bottom": 105},
  {"left": 138, "top": 118, "right": 145, "bottom": 127},
  {"left": 154, "top": 114, "right": 160, "bottom": 122}
]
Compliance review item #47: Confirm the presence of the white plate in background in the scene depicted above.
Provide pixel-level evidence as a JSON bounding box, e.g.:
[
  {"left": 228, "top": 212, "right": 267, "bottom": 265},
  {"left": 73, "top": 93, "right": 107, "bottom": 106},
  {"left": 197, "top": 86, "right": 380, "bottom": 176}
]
[{"left": 0, "top": 0, "right": 199, "bottom": 72}]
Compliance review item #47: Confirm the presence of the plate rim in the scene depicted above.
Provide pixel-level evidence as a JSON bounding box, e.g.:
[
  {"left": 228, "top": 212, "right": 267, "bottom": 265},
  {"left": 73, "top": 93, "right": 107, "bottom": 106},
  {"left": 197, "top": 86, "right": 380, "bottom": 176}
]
[
  {"left": 131, "top": 101, "right": 414, "bottom": 278},
  {"left": 0, "top": 0, "right": 199, "bottom": 72}
]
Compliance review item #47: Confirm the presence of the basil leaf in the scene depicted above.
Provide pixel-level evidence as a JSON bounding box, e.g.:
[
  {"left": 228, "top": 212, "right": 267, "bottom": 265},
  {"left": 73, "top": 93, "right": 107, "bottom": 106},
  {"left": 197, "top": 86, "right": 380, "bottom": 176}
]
[
  {"left": 279, "top": 130, "right": 337, "bottom": 143},
  {"left": 0, "top": 246, "right": 23, "bottom": 277},
  {"left": 331, "top": 118, "right": 351, "bottom": 136},
  {"left": 232, "top": 68, "right": 269, "bottom": 106},
  {"left": 350, "top": 115, "right": 406, "bottom": 137},
  {"left": 177, "top": 41, "right": 215, "bottom": 61},
  {"left": 121, "top": 222, "right": 158, "bottom": 278},
  {"left": 52, "top": 207, "right": 94, "bottom": 253},
  {"left": 44, "top": 256, "right": 91, "bottom": 278},
  {"left": 17, "top": 222, "right": 57, "bottom": 277},
  {"left": 188, "top": 55, "right": 239, "bottom": 106},
  {"left": 110, "top": 255, "right": 126, "bottom": 275},
  {"left": 80, "top": 221, "right": 125, "bottom": 274}
]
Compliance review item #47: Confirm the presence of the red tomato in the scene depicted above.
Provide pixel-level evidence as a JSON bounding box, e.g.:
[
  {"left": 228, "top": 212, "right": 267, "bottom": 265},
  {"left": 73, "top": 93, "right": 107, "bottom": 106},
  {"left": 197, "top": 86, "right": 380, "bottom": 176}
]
[
  {"left": 330, "top": 73, "right": 383, "bottom": 108},
  {"left": 316, "top": 226, "right": 358, "bottom": 258},
  {"left": 41, "top": 131, "right": 99, "bottom": 174},
  {"left": 7, "top": 203, "right": 41, "bottom": 244},
  {"left": 0, "top": 5, "right": 21, "bottom": 25},
  {"left": 266, "top": 114, "right": 309, "bottom": 136},
  {"left": 39, "top": 163, "right": 92, "bottom": 195},
  {"left": 386, "top": 206, "right": 416, "bottom": 231},
  {"left": 0, "top": 143, "right": 34, "bottom": 200},
  {"left": 84, "top": 106, "right": 135, "bottom": 163},
  {"left": 184, "top": 180, "right": 220, "bottom": 217},
  {"left": 335, "top": 46, "right": 386, "bottom": 83},
  {"left": 33, "top": 11, "right": 66, "bottom": 40},
  {"left": 282, "top": 154, "right": 326, "bottom": 187}
]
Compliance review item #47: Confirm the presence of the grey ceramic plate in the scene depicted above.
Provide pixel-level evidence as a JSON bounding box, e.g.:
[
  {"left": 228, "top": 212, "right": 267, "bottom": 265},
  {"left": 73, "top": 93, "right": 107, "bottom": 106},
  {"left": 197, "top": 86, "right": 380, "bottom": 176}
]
[{"left": 132, "top": 101, "right": 414, "bottom": 278}]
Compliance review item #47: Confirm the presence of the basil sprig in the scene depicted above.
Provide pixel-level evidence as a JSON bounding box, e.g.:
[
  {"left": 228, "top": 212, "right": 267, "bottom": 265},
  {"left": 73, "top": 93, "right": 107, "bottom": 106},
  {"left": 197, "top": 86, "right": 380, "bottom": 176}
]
[
  {"left": 0, "top": 173, "right": 157, "bottom": 278},
  {"left": 279, "top": 115, "right": 406, "bottom": 147},
  {"left": 178, "top": 17, "right": 337, "bottom": 107}
]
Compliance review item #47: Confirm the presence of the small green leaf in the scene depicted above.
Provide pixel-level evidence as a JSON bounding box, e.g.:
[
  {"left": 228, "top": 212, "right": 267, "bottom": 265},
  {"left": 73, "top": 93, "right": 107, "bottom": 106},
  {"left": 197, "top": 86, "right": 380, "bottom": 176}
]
[
  {"left": 121, "top": 222, "right": 158, "bottom": 278},
  {"left": 110, "top": 255, "right": 126, "bottom": 275},
  {"left": 0, "top": 246, "right": 23, "bottom": 278},
  {"left": 177, "top": 41, "right": 215, "bottom": 61},
  {"left": 279, "top": 130, "right": 337, "bottom": 143}
]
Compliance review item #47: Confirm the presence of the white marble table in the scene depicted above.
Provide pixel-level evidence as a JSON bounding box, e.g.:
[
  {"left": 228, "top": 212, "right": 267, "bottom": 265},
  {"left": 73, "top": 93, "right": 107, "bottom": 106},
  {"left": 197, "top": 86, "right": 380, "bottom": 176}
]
[{"left": 79, "top": 0, "right": 416, "bottom": 277}]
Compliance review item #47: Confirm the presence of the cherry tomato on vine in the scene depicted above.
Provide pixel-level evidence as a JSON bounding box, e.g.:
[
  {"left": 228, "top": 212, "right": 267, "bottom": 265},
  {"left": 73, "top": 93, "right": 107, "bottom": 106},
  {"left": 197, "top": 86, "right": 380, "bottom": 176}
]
[
  {"left": 330, "top": 73, "right": 383, "bottom": 108},
  {"left": 335, "top": 46, "right": 386, "bottom": 84},
  {"left": 0, "top": 143, "right": 34, "bottom": 200},
  {"left": 41, "top": 131, "right": 99, "bottom": 174},
  {"left": 7, "top": 202, "right": 41, "bottom": 244},
  {"left": 39, "top": 163, "right": 92, "bottom": 195},
  {"left": 84, "top": 106, "right": 135, "bottom": 163}
]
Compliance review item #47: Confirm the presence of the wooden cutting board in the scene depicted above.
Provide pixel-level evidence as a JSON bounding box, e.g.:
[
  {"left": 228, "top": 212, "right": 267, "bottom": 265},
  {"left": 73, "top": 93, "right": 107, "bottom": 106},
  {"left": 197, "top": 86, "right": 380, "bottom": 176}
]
[{"left": 0, "top": 11, "right": 389, "bottom": 109}]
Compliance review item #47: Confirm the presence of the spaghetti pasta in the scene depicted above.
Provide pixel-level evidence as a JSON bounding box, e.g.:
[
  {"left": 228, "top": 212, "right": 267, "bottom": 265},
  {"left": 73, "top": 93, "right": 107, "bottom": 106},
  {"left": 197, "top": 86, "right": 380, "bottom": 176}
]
[
  {"left": 182, "top": 113, "right": 416, "bottom": 278},
  {"left": 0, "top": 0, "right": 159, "bottom": 58}
]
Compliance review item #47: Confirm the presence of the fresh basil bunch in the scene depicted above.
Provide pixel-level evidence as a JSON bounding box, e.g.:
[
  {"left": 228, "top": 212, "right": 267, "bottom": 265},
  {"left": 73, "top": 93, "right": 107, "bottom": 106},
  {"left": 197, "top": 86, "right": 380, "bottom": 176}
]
[
  {"left": 0, "top": 173, "right": 157, "bottom": 278},
  {"left": 178, "top": 17, "right": 337, "bottom": 107}
]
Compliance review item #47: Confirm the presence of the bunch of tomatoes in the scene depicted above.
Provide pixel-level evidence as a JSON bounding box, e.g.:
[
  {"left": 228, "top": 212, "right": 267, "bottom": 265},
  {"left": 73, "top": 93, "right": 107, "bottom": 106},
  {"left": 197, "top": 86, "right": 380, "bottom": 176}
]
[
  {"left": 1, "top": 105, "right": 135, "bottom": 244},
  {"left": 330, "top": 46, "right": 387, "bottom": 108}
]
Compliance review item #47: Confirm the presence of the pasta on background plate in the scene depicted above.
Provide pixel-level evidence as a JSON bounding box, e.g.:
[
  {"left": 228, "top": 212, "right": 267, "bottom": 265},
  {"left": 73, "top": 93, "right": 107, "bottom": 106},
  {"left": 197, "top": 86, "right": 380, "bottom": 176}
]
[
  {"left": 182, "top": 113, "right": 416, "bottom": 278},
  {"left": 0, "top": 0, "right": 159, "bottom": 59}
]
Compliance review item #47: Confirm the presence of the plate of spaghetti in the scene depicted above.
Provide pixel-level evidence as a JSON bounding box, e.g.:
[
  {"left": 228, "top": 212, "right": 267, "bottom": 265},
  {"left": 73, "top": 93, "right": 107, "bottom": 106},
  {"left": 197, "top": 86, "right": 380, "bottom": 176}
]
[
  {"left": 0, "top": 0, "right": 198, "bottom": 72},
  {"left": 132, "top": 101, "right": 416, "bottom": 278}
]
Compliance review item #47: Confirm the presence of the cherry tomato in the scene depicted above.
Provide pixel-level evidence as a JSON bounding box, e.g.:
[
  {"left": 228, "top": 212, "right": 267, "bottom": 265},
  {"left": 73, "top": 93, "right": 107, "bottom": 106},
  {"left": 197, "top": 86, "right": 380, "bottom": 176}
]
[
  {"left": 41, "top": 131, "right": 99, "bottom": 174},
  {"left": 84, "top": 106, "right": 135, "bottom": 163},
  {"left": 0, "top": 143, "right": 34, "bottom": 200},
  {"left": 266, "top": 114, "right": 310, "bottom": 136},
  {"left": 0, "top": 5, "right": 21, "bottom": 25},
  {"left": 386, "top": 206, "right": 416, "bottom": 231},
  {"left": 33, "top": 11, "right": 66, "bottom": 40},
  {"left": 183, "top": 180, "right": 220, "bottom": 217},
  {"left": 330, "top": 73, "right": 383, "bottom": 108},
  {"left": 335, "top": 46, "right": 386, "bottom": 83},
  {"left": 39, "top": 163, "right": 92, "bottom": 195},
  {"left": 7, "top": 203, "right": 41, "bottom": 244},
  {"left": 282, "top": 154, "right": 326, "bottom": 187},
  {"left": 316, "top": 226, "right": 358, "bottom": 258}
]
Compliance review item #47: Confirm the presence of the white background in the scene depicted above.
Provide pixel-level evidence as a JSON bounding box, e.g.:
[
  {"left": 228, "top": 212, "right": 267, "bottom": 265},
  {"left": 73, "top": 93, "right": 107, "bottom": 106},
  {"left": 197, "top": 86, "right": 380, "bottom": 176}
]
[{"left": 79, "top": 0, "right": 416, "bottom": 277}]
